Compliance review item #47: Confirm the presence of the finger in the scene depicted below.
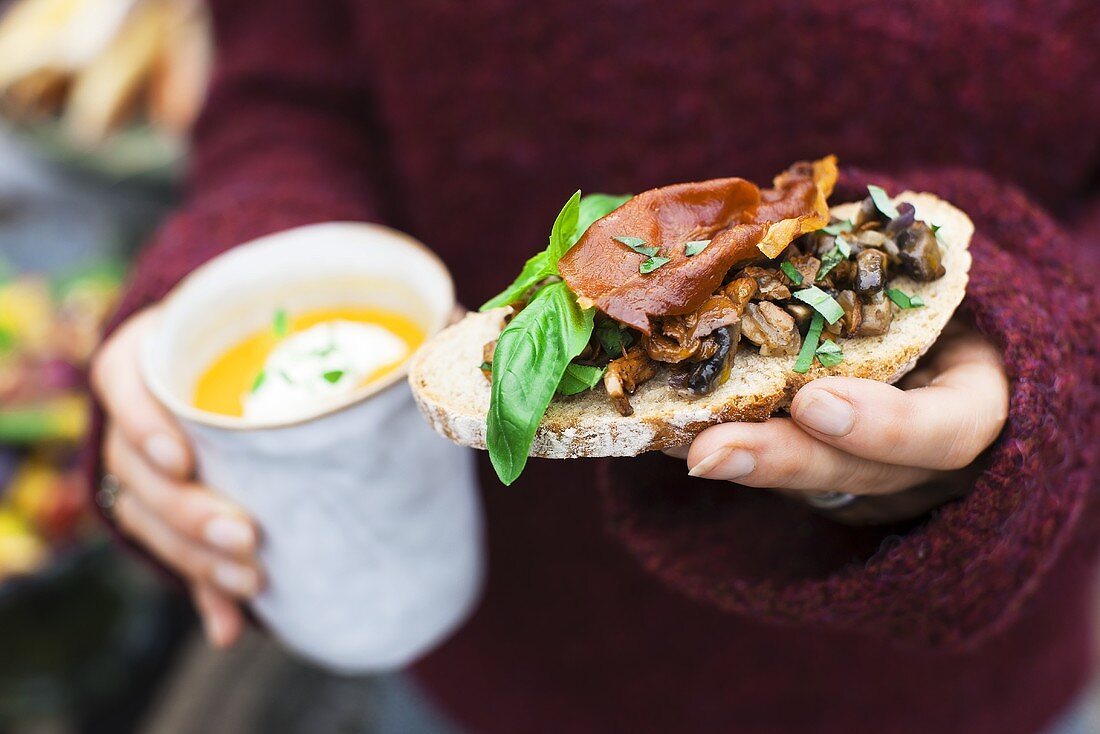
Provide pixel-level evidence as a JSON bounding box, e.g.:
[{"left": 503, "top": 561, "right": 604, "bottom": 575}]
[
  {"left": 91, "top": 308, "right": 193, "bottom": 478},
  {"left": 686, "top": 417, "right": 934, "bottom": 495},
  {"left": 661, "top": 445, "right": 690, "bottom": 460},
  {"left": 114, "top": 492, "right": 263, "bottom": 599},
  {"left": 105, "top": 426, "right": 258, "bottom": 557},
  {"left": 192, "top": 582, "right": 246, "bottom": 649},
  {"left": 790, "top": 341, "right": 1008, "bottom": 470}
]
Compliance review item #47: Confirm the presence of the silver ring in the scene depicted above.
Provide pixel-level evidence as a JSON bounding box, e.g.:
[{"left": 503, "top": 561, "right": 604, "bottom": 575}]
[
  {"left": 95, "top": 473, "right": 123, "bottom": 514},
  {"left": 805, "top": 491, "right": 858, "bottom": 511}
]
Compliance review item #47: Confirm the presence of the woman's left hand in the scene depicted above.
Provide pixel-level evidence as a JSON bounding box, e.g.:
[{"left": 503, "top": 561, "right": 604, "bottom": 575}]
[{"left": 672, "top": 321, "right": 1009, "bottom": 524}]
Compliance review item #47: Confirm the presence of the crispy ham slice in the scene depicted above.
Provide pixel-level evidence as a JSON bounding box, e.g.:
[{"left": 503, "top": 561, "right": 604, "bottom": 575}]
[{"left": 558, "top": 156, "right": 837, "bottom": 333}]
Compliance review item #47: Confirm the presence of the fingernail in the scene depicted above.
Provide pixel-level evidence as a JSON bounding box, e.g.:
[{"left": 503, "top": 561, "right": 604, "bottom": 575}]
[
  {"left": 796, "top": 391, "right": 856, "bottom": 437},
  {"left": 213, "top": 563, "right": 259, "bottom": 597},
  {"left": 204, "top": 516, "right": 254, "bottom": 554},
  {"left": 144, "top": 433, "right": 188, "bottom": 476},
  {"left": 688, "top": 448, "right": 756, "bottom": 480}
]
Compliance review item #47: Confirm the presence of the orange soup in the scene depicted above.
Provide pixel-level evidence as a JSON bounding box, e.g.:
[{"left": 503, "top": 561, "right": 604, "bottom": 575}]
[{"left": 194, "top": 306, "right": 424, "bottom": 418}]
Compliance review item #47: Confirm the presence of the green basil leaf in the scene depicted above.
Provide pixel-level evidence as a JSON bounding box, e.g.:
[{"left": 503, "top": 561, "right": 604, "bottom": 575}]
[
  {"left": 793, "top": 312, "right": 824, "bottom": 373},
  {"left": 250, "top": 370, "right": 266, "bottom": 392},
  {"left": 815, "top": 339, "right": 844, "bottom": 367},
  {"left": 780, "top": 261, "right": 803, "bottom": 285},
  {"left": 817, "top": 245, "right": 846, "bottom": 281},
  {"left": 793, "top": 285, "right": 845, "bottom": 324},
  {"left": 273, "top": 308, "right": 290, "bottom": 338},
  {"left": 867, "top": 184, "right": 899, "bottom": 219},
  {"left": 479, "top": 361, "right": 492, "bottom": 372},
  {"left": 479, "top": 250, "right": 550, "bottom": 311},
  {"left": 323, "top": 369, "right": 345, "bottom": 384},
  {"left": 547, "top": 190, "right": 582, "bottom": 269},
  {"left": 576, "top": 194, "right": 631, "bottom": 241},
  {"left": 821, "top": 219, "right": 852, "bottom": 236},
  {"left": 486, "top": 282, "right": 595, "bottom": 485},
  {"left": 595, "top": 320, "right": 632, "bottom": 358},
  {"left": 835, "top": 235, "right": 852, "bottom": 258},
  {"left": 639, "top": 256, "right": 671, "bottom": 274},
  {"left": 557, "top": 363, "right": 606, "bottom": 396},
  {"left": 885, "top": 287, "right": 925, "bottom": 309}
]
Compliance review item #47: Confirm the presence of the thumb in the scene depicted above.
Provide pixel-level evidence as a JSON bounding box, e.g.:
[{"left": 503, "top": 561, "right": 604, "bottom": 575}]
[{"left": 91, "top": 307, "right": 193, "bottom": 478}]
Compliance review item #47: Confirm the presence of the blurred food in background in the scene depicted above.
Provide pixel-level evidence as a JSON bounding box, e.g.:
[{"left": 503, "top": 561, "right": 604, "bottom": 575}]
[
  {"left": 0, "top": 0, "right": 211, "bottom": 180},
  {"left": 0, "top": 257, "right": 122, "bottom": 583}
]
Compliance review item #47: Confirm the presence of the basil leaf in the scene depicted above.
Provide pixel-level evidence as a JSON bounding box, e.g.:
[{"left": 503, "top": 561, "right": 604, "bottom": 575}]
[
  {"left": 613, "top": 236, "right": 660, "bottom": 257},
  {"left": 684, "top": 239, "right": 711, "bottom": 256},
  {"left": 250, "top": 370, "right": 266, "bottom": 392},
  {"left": 481, "top": 191, "right": 629, "bottom": 312},
  {"left": 822, "top": 219, "right": 852, "bottom": 236},
  {"left": 595, "top": 320, "right": 632, "bottom": 358},
  {"left": 577, "top": 193, "right": 631, "bottom": 240},
  {"left": 479, "top": 250, "right": 550, "bottom": 311},
  {"left": 815, "top": 339, "right": 844, "bottom": 367},
  {"left": 323, "top": 369, "right": 345, "bottom": 384},
  {"left": 479, "top": 361, "right": 492, "bottom": 372},
  {"left": 885, "top": 287, "right": 925, "bottom": 309},
  {"left": 547, "top": 190, "right": 582, "bottom": 269},
  {"left": 557, "top": 363, "right": 605, "bottom": 396},
  {"left": 794, "top": 285, "right": 844, "bottom": 324},
  {"left": 817, "top": 244, "right": 846, "bottom": 281},
  {"left": 793, "top": 312, "right": 824, "bottom": 373},
  {"left": 273, "top": 308, "right": 289, "bottom": 338},
  {"left": 780, "top": 261, "right": 803, "bottom": 285},
  {"left": 639, "top": 256, "right": 671, "bottom": 274},
  {"left": 486, "top": 282, "right": 595, "bottom": 485},
  {"left": 867, "top": 184, "right": 899, "bottom": 219}
]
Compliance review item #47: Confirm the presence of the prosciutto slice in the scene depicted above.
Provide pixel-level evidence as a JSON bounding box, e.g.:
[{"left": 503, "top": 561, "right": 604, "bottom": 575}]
[{"left": 558, "top": 156, "right": 836, "bottom": 332}]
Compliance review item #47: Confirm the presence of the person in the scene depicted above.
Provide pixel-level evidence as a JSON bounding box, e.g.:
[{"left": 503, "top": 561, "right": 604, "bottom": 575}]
[{"left": 87, "top": 1, "right": 1100, "bottom": 732}]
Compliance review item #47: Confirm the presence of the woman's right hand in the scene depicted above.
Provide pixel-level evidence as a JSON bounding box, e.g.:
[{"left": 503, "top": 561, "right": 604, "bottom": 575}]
[{"left": 90, "top": 306, "right": 263, "bottom": 648}]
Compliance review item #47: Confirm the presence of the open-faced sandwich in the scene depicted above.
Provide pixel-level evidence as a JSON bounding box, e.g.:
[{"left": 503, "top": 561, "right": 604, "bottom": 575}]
[{"left": 409, "top": 156, "right": 973, "bottom": 484}]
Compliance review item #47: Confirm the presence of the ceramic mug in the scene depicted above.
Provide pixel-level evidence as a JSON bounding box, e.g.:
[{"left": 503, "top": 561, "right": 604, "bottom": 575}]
[{"left": 140, "top": 222, "right": 483, "bottom": 673}]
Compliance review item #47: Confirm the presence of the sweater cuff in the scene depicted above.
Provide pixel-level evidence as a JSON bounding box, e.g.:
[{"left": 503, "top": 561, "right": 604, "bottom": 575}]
[{"left": 600, "top": 169, "right": 1097, "bottom": 650}]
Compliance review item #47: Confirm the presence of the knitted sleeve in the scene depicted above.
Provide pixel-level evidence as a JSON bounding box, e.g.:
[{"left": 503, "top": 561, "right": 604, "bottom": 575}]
[{"left": 601, "top": 168, "right": 1099, "bottom": 650}]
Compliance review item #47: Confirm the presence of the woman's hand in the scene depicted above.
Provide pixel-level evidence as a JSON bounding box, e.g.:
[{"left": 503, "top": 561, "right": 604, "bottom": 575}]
[
  {"left": 90, "top": 306, "right": 262, "bottom": 647},
  {"left": 673, "top": 321, "right": 1009, "bottom": 523}
]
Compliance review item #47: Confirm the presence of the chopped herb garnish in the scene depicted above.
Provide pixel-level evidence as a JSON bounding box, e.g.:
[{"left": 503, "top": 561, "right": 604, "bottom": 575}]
[
  {"left": 780, "top": 261, "right": 804, "bottom": 285},
  {"left": 931, "top": 223, "right": 941, "bottom": 235},
  {"left": 684, "top": 239, "right": 711, "bottom": 256},
  {"left": 595, "top": 320, "right": 632, "bottom": 358},
  {"left": 867, "top": 184, "right": 899, "bottom": 219},
  {"left": 886, "top": 288, "right": 925, "bottom": 309},
  {"left": 273, "top": 308, "right": 290, "bottom": 338},
  {"left": 639, "top": 256, "right": 671, "bottom": 274},
  {"left": 793, "top": 285, "right": 844, "bottom": 324},
  {"left": 279, "top": 369, "right": 294, "bottom": 383},
  {"left": 480, "top": 361, "right": 493, "bottom": 372},
  {"left": 835, "top": 235, "right": 852, "bottom": 258},
  {"left": 822, "top": 219, "right": 853, "bottom": 236},
  {"left": 613, "top": 236, "right": 660, "bottom": 257},
  {"left": 250, "top": 370, "right": 266, "bottom": 392},
  {"left": 793, "top": 312, "right": 824, "bottom": 373},
  {"left": 322, "top": 369, "right": 346, "bottom": 384},
  {"left": 815, "top": 339, "right": 844, "bottom": 367}
]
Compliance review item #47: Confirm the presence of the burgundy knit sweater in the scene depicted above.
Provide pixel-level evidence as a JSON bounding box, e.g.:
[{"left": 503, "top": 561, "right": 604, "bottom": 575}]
[{"left": 90, "top": 2, "right": 1100, "bottom": 732}]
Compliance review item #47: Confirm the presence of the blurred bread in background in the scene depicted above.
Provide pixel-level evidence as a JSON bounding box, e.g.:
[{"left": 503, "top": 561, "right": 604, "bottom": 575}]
[{"left": 0, "top": 0, "right": 211, "bottom": 148}]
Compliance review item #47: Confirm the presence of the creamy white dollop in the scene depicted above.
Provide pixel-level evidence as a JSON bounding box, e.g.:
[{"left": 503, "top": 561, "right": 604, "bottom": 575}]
[{"left": 243, "top": 321, "right": 409, "bottom": 422}]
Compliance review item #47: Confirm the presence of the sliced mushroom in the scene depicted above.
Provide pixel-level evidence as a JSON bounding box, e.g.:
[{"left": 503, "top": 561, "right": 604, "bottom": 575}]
[
  {"left": 836, "top": 290, "right": 862, "bottom": 337},
  {"left": 604, "top": 347, "right": 658, "bottom": 416},
  {"left": 855, "top": 249, "right": 887, "bottom": 295},
  {"left": 786, "top": 254, "right": 821, "bottom": 285},
  {"left": 737, "top": 266, "right": 791, "bottom": 300},
  {"left": 645, "top": 332, "right": 699, "bottom": 363},
  {"left": 897, "top": 222, "right": 945, "bottom": 281},
  {"left": 852, "top": 196, "right": 884, "bottom": 228},
  {"left": 741, "top": 302, "right": 801, "bottom": 357},
  {"left": 669, "top": 327, "right": 736, "bottom": 397},
  {"left": 857, "top": 291, "right": 893, "bottom": 336},
  {"left": 885, "top": 202, "right": 916, "bottom": 234},
  {"left": 786, "top": 302, "right": 815, "bottom": 331}
]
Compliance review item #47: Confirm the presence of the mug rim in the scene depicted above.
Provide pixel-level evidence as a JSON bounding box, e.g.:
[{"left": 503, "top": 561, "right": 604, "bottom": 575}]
[{"left": 140, "top": 221, "right": 455, "bottom": 432}]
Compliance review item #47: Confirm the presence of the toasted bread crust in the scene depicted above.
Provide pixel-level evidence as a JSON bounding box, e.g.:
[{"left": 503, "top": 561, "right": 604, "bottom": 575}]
[{"left": 409, "top": 192, "right": 973, "bottom": 457}]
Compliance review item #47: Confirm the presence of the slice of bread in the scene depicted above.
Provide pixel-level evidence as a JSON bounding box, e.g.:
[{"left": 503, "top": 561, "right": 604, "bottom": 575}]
[{"left": 409, "top": 192, "right": 972, "bottom": 457}]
